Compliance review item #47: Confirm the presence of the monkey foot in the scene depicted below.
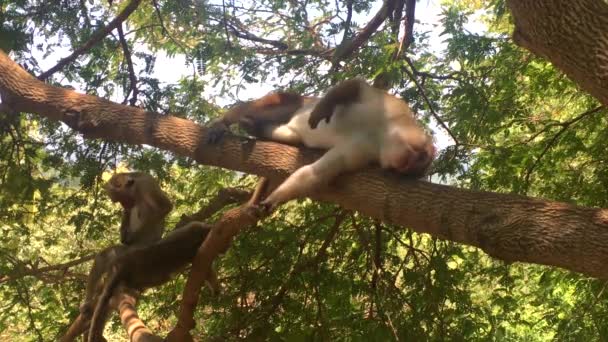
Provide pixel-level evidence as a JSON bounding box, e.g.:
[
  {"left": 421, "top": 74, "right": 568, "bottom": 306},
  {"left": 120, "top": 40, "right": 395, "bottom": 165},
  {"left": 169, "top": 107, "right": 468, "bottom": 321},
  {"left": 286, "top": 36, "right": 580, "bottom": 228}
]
[{"left": 205, "top": 121, "right": 229, "bottom": 144}]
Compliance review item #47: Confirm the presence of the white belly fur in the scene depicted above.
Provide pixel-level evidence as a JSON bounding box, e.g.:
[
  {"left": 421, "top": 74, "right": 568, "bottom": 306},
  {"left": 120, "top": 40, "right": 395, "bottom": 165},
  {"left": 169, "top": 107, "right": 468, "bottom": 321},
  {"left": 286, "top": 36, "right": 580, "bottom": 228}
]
[{"left": 284, "top": 99, "right": 387, "bottom": 149}]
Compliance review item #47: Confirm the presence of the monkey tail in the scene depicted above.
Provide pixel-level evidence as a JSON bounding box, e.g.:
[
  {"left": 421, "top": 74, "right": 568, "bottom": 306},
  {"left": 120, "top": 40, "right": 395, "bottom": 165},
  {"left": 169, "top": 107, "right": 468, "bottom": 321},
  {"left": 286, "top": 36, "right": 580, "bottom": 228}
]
[{"left": 87, "top": 266, "right": 123, "bottom": 342}]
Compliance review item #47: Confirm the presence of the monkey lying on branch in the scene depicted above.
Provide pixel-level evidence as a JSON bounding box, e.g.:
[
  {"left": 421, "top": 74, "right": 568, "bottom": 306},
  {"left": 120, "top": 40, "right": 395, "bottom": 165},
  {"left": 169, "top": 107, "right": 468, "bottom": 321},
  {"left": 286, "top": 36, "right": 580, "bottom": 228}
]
[{"left": 207, "top": 78, "right": 435, "bottom": 210}]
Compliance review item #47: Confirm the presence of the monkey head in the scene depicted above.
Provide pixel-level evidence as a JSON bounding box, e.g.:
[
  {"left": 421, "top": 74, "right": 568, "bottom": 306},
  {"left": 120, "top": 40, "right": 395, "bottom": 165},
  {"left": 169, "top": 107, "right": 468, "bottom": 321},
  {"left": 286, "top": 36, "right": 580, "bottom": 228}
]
[
  {"left": 380, "top": 125, "right": 435, "bottom": 177},
  {"left": 104, "top": 173, "right": 137, "bottom": 209}
]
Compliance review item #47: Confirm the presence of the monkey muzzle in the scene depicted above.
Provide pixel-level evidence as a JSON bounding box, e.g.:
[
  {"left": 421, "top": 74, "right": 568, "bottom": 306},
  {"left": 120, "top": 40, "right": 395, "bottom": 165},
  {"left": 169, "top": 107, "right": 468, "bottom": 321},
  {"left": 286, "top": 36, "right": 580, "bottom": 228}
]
[{"left": 394, "top": 144, "right": 435, "bottom": 177}]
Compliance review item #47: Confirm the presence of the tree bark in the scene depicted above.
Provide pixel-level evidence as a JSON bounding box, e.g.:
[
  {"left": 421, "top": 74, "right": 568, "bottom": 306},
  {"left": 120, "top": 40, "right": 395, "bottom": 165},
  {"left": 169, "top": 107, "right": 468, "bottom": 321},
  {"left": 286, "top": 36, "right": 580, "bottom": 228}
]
[
  {"left": 507, "top": 0, "right": 608, "bottom": 106},
  {"left": 1, "top": 50, "right": 608, "bottom": 280}
]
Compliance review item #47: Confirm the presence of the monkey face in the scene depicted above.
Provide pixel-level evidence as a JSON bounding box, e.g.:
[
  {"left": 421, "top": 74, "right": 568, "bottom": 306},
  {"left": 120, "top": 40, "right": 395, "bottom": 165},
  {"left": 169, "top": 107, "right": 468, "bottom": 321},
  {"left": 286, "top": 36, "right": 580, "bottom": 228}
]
[
  {"left": 381, "top": 128, "right": 435, "bottom": 177},
  {"left": 104, "top": 174, "right": 137, "bottom": 208}
]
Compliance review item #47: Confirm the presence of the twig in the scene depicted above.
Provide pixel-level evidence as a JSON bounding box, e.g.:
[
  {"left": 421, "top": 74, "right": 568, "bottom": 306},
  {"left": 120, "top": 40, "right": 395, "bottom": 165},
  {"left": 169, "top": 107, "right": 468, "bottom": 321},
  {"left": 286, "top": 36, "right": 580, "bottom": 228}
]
[
  {"left": 174, "top": 187, "right": 251, "bottom": 229},
  {"left": 1, "top": 254, "right": 95, "bottom": 283},
  {"left": 221, "top": 0, "right": 232, "bottom": 47},
  {"left": 402, "top": 58, "right": 459, "bottom": 144},
  {"left": 523, "top": 105, "right": 604, "bottom": 186},
  {"left": 225, "top": 19, "right": 288, "bottom": 50},
  {"left": 402, "top": 0, "right": 416, "bottom": 52},
  {"left": 38, "top": 0, "right": 142, "bottom": 80},
  {"left": 331, "top": 0, "right": 396, "bottom": 66},
  {"left": 151, "top": 0, "right": 188, "bottom": 51},
  {"left": 116, "top": 23, "right": 138, "bottom": 106}
]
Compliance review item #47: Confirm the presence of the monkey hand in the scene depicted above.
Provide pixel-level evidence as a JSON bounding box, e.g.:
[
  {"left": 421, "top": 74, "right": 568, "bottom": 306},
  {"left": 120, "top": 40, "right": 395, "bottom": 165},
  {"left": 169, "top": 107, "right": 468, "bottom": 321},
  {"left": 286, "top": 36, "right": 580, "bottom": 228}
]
[
  {"left": 205, "top": 119, "right": 229, "bottom": 144},
  {"left": 258, "top": 200, "right": 278, "bottom": 214},
  {"left": 308, "top": 102, "right": 334, "bottom": 129},
  {"left": 259, "top": 190, "right": 287, "bottom": 213}
]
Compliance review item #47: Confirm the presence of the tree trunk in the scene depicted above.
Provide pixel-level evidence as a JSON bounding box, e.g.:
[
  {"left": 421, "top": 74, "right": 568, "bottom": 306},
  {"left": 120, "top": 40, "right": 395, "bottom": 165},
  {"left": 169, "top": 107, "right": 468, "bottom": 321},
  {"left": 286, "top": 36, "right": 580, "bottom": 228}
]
[
  {"left": 507, "top": 0, "right": 608, "bottom": 106},
  {"left": 1, "top": 50, "right": 608, "bottom": 279}
]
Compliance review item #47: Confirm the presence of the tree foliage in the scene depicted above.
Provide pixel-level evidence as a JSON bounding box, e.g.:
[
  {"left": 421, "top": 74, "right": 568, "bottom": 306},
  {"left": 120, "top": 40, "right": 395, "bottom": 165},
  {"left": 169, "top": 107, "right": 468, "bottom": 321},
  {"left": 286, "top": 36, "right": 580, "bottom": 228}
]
[{"left": 1, "top": 0, "right": 607, "bottom": 340}]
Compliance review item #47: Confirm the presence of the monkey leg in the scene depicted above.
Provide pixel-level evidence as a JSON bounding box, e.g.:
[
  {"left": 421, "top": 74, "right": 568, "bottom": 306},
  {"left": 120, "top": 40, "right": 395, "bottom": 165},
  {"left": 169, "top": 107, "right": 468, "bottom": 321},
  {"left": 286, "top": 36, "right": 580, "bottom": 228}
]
[
  {"left": 81, "top": 245, "right": 128, "bottom": 315},
  {"left": 308, "top": 78, "right": 365, "bottom": 128}
]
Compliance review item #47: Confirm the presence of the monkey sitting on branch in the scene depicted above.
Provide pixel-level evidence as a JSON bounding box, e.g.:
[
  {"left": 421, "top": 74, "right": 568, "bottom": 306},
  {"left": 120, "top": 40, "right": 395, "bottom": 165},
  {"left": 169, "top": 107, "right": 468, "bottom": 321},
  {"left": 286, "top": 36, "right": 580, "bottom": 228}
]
[
  {"left": 86, "top": 221, "right": 215, "bottom": 342},
  {"left": 206, "top": 78, "right": 435, "bottom": 210},
  {"left": 105, "top": 172, "right": 173, "bottom": 246},
  {"left": 62, "top": 172, "right": 174, "bottom": 341},
  {"left": 80, "top": 172, "right": 173, "bottom": 315}
]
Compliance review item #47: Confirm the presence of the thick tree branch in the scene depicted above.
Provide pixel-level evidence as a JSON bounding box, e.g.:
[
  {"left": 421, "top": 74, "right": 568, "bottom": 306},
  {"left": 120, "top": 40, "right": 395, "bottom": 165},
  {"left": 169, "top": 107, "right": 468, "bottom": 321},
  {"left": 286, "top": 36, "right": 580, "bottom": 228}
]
[
  {"left": 506, "top": 0, "right": 608, "bottom": 106},
  {"left": 2, "top": 50, "right": 608, "bottom": 282},
  {"left": 37, "top": 0, "right": 142, "bottom": 80}
]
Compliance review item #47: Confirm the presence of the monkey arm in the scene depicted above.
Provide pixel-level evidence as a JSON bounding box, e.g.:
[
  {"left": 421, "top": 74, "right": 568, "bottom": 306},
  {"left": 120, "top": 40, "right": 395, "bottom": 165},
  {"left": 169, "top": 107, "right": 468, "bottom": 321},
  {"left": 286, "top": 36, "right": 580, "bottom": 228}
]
[
  {"left": 207, "top": 91, "right": 306, "bottom": 143},
  {"left": 308, "top": 78, "right": 365, "bottom": 129},
  {"left": 140, "top": 186, "right": 173, "bottom": 219}
]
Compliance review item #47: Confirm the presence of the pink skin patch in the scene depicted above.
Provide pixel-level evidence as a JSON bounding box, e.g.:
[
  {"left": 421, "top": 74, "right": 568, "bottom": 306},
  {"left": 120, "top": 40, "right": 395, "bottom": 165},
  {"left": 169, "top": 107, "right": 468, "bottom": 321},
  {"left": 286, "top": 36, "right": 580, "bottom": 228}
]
[
  {"left": 383, "top": 128, "right": 435, "bottom": 175},
  {"left": 390, "top": 144, "right": 434, "bottom": 175}
]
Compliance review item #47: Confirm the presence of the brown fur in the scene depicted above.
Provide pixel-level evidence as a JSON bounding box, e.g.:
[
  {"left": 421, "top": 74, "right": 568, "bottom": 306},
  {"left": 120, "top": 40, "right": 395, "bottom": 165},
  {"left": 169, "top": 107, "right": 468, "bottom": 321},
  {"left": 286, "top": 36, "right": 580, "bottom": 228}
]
[
  {"left": 308, "top": 79, "right": 363, "bottom": 128},
  {"left": 87, "top": 222, "right": 213, "bottom": 342},
  {"left": 205, "top": 78, "right": 435, "bottom": 210}
]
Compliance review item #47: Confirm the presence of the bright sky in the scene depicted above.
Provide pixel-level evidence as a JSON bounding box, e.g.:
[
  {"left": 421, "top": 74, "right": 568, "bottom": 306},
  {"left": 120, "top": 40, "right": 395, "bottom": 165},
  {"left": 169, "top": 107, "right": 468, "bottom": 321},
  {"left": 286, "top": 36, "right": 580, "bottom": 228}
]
[{"left": 31, "top": 0, "right": 488, "bottom": 153}]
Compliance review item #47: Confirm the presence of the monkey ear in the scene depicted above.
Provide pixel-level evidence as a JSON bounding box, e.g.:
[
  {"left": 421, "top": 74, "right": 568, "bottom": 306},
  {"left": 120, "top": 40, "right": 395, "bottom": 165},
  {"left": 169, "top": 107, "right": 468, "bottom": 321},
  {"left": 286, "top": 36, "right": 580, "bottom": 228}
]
[{"left": 126, "top": 177, "right": 135, "bottom": 187}]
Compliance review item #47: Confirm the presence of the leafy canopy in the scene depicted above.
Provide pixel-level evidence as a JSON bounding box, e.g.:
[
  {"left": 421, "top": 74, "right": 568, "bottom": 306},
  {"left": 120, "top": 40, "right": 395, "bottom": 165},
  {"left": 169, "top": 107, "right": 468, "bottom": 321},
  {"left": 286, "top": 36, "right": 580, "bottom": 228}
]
[{"left": 1, "top": 0, "right": 607, "bottom": 340}]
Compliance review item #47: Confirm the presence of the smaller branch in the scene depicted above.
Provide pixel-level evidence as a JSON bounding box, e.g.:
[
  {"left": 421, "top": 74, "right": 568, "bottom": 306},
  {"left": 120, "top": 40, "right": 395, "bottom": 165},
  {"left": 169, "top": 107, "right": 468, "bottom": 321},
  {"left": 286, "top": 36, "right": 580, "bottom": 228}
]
[
  {"left": 402, "top": 57, "right": 459, "bottom": 144},
  {"left": 402, "top": 0, "right": 416, "bottom": 52},
  {"left": 226, "top": 22, "right": 288, "bottom": 50},
  {"left": 253, "top": 47, "right": 331, "bottom": 58},
  {"left": 261, "top": 212, "right": 345, "bottom": 317},
  {"left": 339, "top": 0, "right": 353, "bottom": 52},
  {"left": 38, "top": 0, "right": 142, "bottom": 80},
  {"left": 117, "top": 292, "right": 163, "bottom": 342},
  {"left": 331, "top": 0, "right": 396, "bottom": 66},
  {"left": 1, "top": 254, "right": 95, "bottom": 283},
  {"left": 307, "top": 17, "right": 333, "bottom": 48},
  {"left": 151, "top": 0, "right": 188, "bottom": 51},
  {"left": 221, "top": 0, "right": 232, "bottom": 47},
  {"left": 116, "top": 23, "right": 138, "bottom": 106},
  {"left": 523, "top": 105, "right": 604, "bottom": 186},
  {"left": 174, "top": 187, "right": 251, "bottom": 228},
  {"left": 151, "top": 0, "right": 168, "bottom": 36},
  {"left": 16, "top": 284, "right": 45, "bottom": 341},
  {"left": 168, "top": 180, "right": 274, "bottom": 342},
  {"left": 404, "top": 55, "right": 463, "bottom": 82}
]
